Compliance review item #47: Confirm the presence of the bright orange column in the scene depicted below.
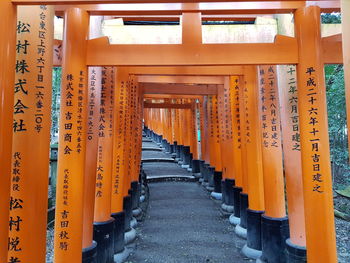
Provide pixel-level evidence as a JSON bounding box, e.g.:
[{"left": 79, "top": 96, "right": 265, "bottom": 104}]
[
  {"left": 230, "top": 76, "right": 243, "bottom": 188},
  {"left": 7, "top": 5, "right": 53, "bottom": 263},
  {"left": 111, "top": 69, "right": 129, "bottom": 214},
  {"left": 295, "top": 6, "right": 337, "bottom": 262},
  {"left": 94, "top": 67, "right": 115, "bottom": 221},
  {"left": 189, "top": 100, "right": 199, "bottom": 159},
  {"left": 277, "top": 65, "right": 306, "bottom": 248},
  {"left": 218, "top": 80, "right": 235, "bottom": 179},
  {"left": 0, "top": 1, "right": 16, "bottom": 261},
  {"left": 82, "top": 67, "right": 101, "bottom": 250},
  {"left": 53, "top": 8, "right": 89, "bottom": 263},
  {"left": 198, "top": 97, "right": 207, "bottom": 161},
  {"left": 257, "top": 65, "right": 288, "bottom": 261},
  {"left": 82, "top": 16, "right": 103, "bottom": 251},
  {"left": 258, "top": 65, "right": 286, "bottom": 218},
  {"left": 208, "top": 95, "right": 222, "bottom": 172}
]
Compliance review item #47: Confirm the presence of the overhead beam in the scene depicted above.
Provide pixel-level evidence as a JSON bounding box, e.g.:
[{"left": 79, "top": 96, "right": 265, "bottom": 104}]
[
  {"left": 322, "top": 33, "right": 343, "bottom": 64},
  {"left": 143, "top": 94, "right": 203, "bottom": 99},
  {"left": 13, "top": 1, "right": 340, "bottom": 15},
  {"left": 138, "top": 75, "right": 225, "bottom": 84},
  {"left": 144, "top": 102, "right": 192, "bottom": 109},
  {"left": 141, "top": 83, "right": 218, "bottom": 95},
  {"left": 87, "top": 35, "right": 299, "bottom": 66}
]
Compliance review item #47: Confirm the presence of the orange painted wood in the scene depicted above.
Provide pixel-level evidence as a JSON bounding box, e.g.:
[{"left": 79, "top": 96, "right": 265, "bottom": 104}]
[
  {"left": 242, "top": 66, "right": 265, "bottom": 211},
  {"left": 0, "top": 1, "right": 16, "bottom": 261},
  {"left": 258, "top": 65, "right": 286, "bottom": 218},
  {"left": 82, "top": 66, "right": 101, "bottom": 248},
  {"left": 278, "top": 65, "right": 306, "bottom": 247},
  {"left": 94, "top": 67, "right": 115, "bottom": 222},
  {"left": 230, "top": 76, "right": 243, "bottom": 187},
  {"left": 295, "top": 6, "right": 337, "bottom": 262},
  {"left": 53, "top": 8, "right": 89, "bottom": 262},
  {"left": 7, "top": 6, "right": 53, "bottom": 263}
]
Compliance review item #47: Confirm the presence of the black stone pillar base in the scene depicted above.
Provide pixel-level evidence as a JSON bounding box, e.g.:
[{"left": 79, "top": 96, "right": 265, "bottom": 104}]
[
  {"left": 285, "top": 238, "right": 307, "bottom": 263},
  {"left": 222, "top": 179, "right": 235, "bottom": 214},
  {"left": 123, "top": 195, "right": 132, "bottom": 232},
  {"left": 221, "top": 180, "right": 226, "bottom": 204},
  {"left": 131, "top": 181, "right": 139, "bottom": 210},
  {"left": 191, "top": 159, "right": 201, "bottom": 179},
  {"left": 82, "top": 241, "right": 98, "bottom": 263},
  {"left": 111, "top": 212, "right": 125, "bottom": 254},
  {"left": 206, "top": 166, "right": 215, "bottom": 191},
  {"left": 93, "top": 218, "right": 115, "bottom": 263},
  {"left": 211, "top": 171, "right": 223, "bottom": 200},
  {"left": 235, "top": 192, "right": 248, "bottom": 239},
  {"left": 242, "top": 209, "right": 264, "bottom": 259},
  {"left": 259, "top": 215, "right": 290, "bottom": 263}
]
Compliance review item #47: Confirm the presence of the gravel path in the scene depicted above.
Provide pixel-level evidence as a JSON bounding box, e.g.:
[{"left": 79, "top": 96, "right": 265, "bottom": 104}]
[{"left": 128, "top": 181, "right": 251, "bottom": 263}]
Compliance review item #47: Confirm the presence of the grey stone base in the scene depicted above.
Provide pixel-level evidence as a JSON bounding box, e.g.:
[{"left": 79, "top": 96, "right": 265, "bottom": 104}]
[
  {"left": 130, "top": 217, "right": 137, "bottom": 228},
  {"left": 199, "top": 178, "right": 204, "bottom": 183},
  {"left": 187, "top": 168, "right": 192, "bottom": 172},
  {"left": 132, "top": 208, "right": 142, "bottom": 217},
  {"left": 114, "top": 248, "right": 131, "bottom": 263},
  {"left": 201, "top": 181, "right": 209, "bottom": 187},
  {"left": 178, "top": 160, "right": 184, "bottom": 165},
  {"left": 206, "top": 186, "right": 214, "bottom": 192},
  {"left": 181, "top": 164, "right": 189, "bottom": 169},
  {"left": 229, "top": 214, "right": 241, "bottom": 226},
  {"left": 210, "top": 191, "right": 222, "bottom": 200},
  {"left": 242, "top": 244, "right": 262, "bottom": 260},
  {"left": 193, "top": 173, "right": 201, "bottom": 179},
  {"left": 235, "top": 224, "right": 247, "bottom": 239},
  {"left": 140, "top": 195, "right": 145, "bottom": 203},
  {"left": 124, "top": 228, "right": 137, "bottom": 245},
  {"left": 221, "top": 203, "right": 234, "bottom": 213}
]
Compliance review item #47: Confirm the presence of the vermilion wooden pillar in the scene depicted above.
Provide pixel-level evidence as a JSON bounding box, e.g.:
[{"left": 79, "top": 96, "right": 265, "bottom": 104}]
[
  {"left": 54, "top": 8, "right": 89, "bottom": 263},
  {"left": 240, "top": 66, "right": 265, "bottom": 257},
  {"left": 0, "top": 1, "right": 16, "bottom": 261},
  {"left": 277, "top": 65, "right": 307, "bottom": 257},
  {"left": 257, "top": 65, "right": 288, "bottom": 262},
  {"left": 7, "top": 6, "right": 53, "bottom": 263},
  {"left": 295, "top": 6, "right": 337, "bottom": 262},
  {"left": 93, "top": 67, "right": 115, "bottom": 262},
  {"left": 82, "top": 16, "right": 103, "bottom": 254}
]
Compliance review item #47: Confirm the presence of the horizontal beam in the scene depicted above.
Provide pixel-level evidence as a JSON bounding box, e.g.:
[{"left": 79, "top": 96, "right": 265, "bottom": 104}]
[
  {"left": 143, "top": 94, "right": 203, "bottom": 99},
  {"left": 144, "top": 102, "right": 192, "bottom": 109},
  {"left": 87, "top": 35, "right": 299, "bottom": 66},
  {"left": 17, "top": 1, "right": 340, "bottom": 15},
  {"left": 138, "top": 75, "right": 225, "bottom": 84},
  {"left": 141, "top": 83, "right": 218, "bottom": 95},
  {"left": 322, "top": 33, "right": 343, "bottom": 64}
]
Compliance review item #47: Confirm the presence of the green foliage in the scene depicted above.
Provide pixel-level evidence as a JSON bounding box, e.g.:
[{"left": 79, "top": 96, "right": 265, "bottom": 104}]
[
  {"left": 321, "top": 13, "right": 341, "bottom": 24},
  {"left": 51, "top": 67, "right": 61, "bottom": 143},
  {"left": 325, "top": 65, "right": 350, "bottom": 187}
]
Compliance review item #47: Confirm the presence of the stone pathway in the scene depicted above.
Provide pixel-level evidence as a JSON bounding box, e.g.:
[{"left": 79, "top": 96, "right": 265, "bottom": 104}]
[{"left": 128, "top": 138, "right": 252, "bottom": 263}]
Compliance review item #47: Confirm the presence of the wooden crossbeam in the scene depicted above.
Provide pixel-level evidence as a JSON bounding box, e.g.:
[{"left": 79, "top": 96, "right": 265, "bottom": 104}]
[
  {"left": 138, "top": 75, "right": 225, "bottom": 84},
  {"left": 144, "top": 102, "right": 192, "bottom": 109},
  {"left": 87, "top": 35, "right": 299, "bottom": 66},
  {"left": 143, "top": 94, "right": 202, "bottom": 99},
  {"left": 13, "top": 1, "right": 340, "bottom": 15},
  {"left": 141, "top": 83, "right": 218, "bottom": 95}
]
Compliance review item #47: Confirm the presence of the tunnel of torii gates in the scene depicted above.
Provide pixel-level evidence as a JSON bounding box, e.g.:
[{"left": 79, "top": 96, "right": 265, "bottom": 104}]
[{"left": 0, "top": 0, "right": 349, "bottom": 263}]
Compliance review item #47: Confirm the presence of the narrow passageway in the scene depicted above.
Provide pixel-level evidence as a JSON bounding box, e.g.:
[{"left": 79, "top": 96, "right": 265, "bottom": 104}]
[{"left": 128, "top": 139, "right": 251, "bottom": 263}]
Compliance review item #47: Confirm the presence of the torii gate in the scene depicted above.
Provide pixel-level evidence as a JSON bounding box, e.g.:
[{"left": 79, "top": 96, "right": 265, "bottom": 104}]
[{"left": 0, "top": 1, "right": 348, "bottom": 263}]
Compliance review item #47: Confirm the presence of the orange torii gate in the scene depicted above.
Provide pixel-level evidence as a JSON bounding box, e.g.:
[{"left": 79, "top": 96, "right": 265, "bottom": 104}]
[{"left": 0, "top": 1, "right": 347, "bottom": 263}]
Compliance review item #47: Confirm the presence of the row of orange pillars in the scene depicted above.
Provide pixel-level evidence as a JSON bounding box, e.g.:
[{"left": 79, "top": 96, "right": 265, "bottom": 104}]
[{"left": 143, "top": 70, "right": 337, "bottom": 263}]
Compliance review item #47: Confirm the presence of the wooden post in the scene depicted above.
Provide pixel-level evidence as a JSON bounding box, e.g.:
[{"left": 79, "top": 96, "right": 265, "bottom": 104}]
[
  {"left": 240, "top": 66, "right": 265, "bottom": 257},
  {"left": 53, "top": 8, "right": 89, "bottom": 263},
  {"left": 82, "top": 16, "right": 103, "bottom": 256},
  {"left": 341, "top": 0, "right": 350, "bottom": 160},
  {"left": 0, "top": 1, "right": 16, "bottom": 261},
  {"left": 295, "top": 6, "right": 337, "bottom": 263},
  {"left": 93, "top": 67, "right": 115, "bottom": 262},
  {"left": 277, "top": 64, "right": 307, "bottom": 258},
  {"left": 228, "top": 76, "right": 245, "bottom": 224},
  {"left": 7, "top": 5, "right": 53, "bottom": 263},
  {"left": 257, "top": 65, "right": 288, "bottom": 262}
]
